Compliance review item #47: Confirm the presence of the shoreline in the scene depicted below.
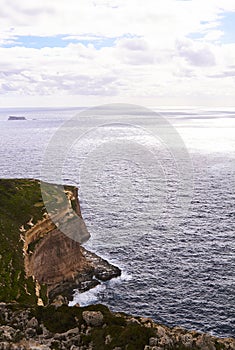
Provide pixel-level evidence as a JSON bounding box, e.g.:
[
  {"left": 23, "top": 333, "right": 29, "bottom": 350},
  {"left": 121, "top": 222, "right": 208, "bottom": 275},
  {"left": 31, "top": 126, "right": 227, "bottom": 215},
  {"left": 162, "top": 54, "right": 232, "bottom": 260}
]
[
  {"left": 48, "top": 246, "right": 121, "bottom": 304},
  {"left": 1, "top": 303, "right": 234, "bottom": 349},
  {"left": 0, "top": 178, "right": 234, "bottom": 349}
]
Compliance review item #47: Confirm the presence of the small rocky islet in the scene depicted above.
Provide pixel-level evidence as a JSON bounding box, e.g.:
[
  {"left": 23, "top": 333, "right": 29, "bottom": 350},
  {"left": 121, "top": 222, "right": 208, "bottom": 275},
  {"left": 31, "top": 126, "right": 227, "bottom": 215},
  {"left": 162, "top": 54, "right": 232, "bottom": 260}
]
[
  {"left": 0, "top": 179, "right": 234, "bottom": 349},
  {"left": 8, "top": 116, "right": 27, "bottom": 120}
]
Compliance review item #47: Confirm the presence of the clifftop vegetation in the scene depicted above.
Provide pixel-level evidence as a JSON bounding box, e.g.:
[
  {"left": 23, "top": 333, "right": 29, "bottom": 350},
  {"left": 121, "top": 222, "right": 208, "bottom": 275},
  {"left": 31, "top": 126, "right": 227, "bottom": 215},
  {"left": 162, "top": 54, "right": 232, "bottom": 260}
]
[{"left": 0, "top": 179, "right": 45, "bottom": 304}]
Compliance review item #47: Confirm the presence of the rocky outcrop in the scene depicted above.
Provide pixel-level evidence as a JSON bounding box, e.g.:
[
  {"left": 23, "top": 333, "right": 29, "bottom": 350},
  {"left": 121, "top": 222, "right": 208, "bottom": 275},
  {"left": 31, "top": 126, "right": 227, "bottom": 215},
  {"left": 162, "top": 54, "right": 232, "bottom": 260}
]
[
  {"left": 0, "top": 179, "right": 120, "bottom": 305},
  {"left": 21, "top": 183, "right": 121, "bottom": 303},
  {"left": 0, "top": 303, "right": 234, "bottom": 350},
  {"left": 8, "top": 116, "right": 26, "bottom": 120},
  {"left": 82, "top": 311, "right": 104, "bottom": 327},
  {"left": 47, "top": 247, "right": 121, "bottom": 303}
]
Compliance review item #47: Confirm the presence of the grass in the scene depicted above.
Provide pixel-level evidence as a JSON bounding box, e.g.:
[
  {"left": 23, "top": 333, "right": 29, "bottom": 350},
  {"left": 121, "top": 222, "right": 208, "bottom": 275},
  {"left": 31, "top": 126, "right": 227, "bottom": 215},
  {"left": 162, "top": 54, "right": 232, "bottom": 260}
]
[
  {"left": 0, "top": 179, "right": 44, "bottom": 304},
  {"left": 0, "top": 179, "right": 78, "bottom": 305},
  {"left": 31, "top": 304, "right": 156, "bottom": 350}
]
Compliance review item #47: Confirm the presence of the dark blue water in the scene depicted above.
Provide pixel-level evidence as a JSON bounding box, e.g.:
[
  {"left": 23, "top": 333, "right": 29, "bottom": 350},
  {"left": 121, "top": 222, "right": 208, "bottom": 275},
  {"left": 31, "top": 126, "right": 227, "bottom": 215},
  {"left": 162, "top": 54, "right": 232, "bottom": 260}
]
[{"left": 0, "top": 107, "right": 234, "bottom": 337}]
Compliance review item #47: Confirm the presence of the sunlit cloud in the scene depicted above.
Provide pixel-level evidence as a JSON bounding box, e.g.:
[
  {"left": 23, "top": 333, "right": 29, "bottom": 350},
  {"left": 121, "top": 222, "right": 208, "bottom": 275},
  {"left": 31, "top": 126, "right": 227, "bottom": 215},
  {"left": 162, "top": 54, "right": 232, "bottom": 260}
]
[{"left": 0, "top": 0, "right": 235, "bottom": 107}]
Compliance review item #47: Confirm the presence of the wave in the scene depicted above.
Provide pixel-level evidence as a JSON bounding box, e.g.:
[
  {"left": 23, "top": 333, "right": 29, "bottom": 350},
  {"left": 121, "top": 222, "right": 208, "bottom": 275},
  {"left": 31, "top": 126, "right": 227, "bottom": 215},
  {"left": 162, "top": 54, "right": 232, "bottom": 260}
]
[{"left": 69, "top": 268, "right": 132, "bottom": 307}]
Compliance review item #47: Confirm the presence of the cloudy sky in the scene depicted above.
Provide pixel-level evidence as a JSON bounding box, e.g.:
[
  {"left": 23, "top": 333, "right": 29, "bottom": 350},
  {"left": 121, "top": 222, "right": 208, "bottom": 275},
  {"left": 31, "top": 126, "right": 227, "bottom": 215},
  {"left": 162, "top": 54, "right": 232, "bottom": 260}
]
[{"left": 1, "top": 0, "right": 235, "bottom": 107}]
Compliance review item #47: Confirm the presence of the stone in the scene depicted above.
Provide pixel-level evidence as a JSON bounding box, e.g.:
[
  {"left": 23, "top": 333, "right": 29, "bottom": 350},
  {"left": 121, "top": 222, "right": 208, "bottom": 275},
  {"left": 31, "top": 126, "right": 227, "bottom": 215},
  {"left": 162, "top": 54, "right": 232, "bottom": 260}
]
[
  {"left": 82, "top": 311, "right": 104, "bottom": 327},
  {"left": 25, "top": 327, "right": 37, "bottom": 338},
  {"left": 126, "top": 317, "right": 141, "bottom": 325},
  {"left": 27, "top": 317, "right": 38, "bottom": 329},
  {"left": 156, "top": 325, "right": 166, "bottom": 337},
  {"left": 105, "top": 334, "right": 112, "bottom": 344},
  {"left": 196, "top": 334, "right": 216, "bottom": 350},
  {"left": 8, "top": 116, "right": 26, "bottom": 120},
  {"left": 149, "top": 337, "right": 158, "bottom": 346},
  {"left": 159, "top": 335, "right": 172, "bottom": 347},
  {"left": 51, "top": 295, "right": 68, "bottom": 307},
  {"left": 181, "top": 333, "right": 194, "bottom": 347},
  {"left": 0, "top": 326, "right": 15, "bottom": 342}
]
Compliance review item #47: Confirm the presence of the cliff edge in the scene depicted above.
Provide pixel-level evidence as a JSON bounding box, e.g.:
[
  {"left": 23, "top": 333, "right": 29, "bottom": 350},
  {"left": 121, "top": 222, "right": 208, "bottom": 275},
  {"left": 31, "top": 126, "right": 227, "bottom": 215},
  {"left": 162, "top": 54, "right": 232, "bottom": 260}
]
[
  {"left": 0, "top": 179, "right": 120, "bottom": 306},
  {"left": 0, "top": 179, "right": 234, "bottom": 349}
]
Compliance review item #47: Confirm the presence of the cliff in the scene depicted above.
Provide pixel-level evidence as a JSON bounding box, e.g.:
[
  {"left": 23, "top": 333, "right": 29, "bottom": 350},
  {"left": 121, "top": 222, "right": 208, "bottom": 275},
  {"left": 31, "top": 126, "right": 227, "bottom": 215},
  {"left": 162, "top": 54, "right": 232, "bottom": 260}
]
[
  {"left": 0, "top": 179, "right": 234, "bottom": 349},
  {"left": 0, "top": 179, "right": 120, "bottom": 305}
]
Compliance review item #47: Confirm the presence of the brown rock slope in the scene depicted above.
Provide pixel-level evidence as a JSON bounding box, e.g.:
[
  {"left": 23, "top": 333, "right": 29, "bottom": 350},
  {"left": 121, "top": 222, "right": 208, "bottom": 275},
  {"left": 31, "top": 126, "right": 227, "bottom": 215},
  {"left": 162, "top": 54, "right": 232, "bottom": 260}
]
[{"left": 24, "top": 182, "right": 121, "bottom": 304}]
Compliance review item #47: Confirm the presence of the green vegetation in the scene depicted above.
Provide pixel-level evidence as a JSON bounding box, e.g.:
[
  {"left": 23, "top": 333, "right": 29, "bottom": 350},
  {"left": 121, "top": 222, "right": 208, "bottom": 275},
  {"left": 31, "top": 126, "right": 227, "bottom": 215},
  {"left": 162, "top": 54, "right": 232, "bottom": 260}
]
[
  {"left": 32, "top": 304, "right": 155, "bottom": 350},
  {"left": 0, "top": 179, "right": 45, "bottom": 304},
  {"left": 32, "top": 304, "right": 121, "bottom": 333},
  {"left": 0, "top": 179, "right": 78, "bottom": 305},
  {"left": 27, "top": 236, "right": 44, "bottom": 254},
  {"left": 214, "top": 341, "right": 226, "bottom": 350}
]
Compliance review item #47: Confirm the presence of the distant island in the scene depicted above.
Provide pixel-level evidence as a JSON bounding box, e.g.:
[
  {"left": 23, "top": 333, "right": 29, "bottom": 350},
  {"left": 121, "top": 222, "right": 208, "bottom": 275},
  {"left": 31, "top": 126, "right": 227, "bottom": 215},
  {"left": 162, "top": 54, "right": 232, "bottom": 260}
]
[{"left": 8, "top": 116, "right": 26, "bottom": 120}]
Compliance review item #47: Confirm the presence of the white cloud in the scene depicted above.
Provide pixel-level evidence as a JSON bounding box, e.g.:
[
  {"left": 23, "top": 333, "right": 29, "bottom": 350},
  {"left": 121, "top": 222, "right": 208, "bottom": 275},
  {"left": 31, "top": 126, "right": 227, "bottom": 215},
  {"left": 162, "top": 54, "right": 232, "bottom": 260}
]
[
  {"left": 0, "top": 0, "right": 235, "bottom": 107},
  {"left": 176, "top": 39, "right": 216, "bottom": 66}
]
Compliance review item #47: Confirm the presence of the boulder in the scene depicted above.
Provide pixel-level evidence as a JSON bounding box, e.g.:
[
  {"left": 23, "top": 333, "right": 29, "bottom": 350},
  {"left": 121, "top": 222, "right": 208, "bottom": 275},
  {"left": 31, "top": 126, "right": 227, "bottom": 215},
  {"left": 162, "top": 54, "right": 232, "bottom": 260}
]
[
  {"left": 82, "top": 311, "right": 104, "bottom": 327},
  {"left": 27, "top": 317, "right": 38, "bottom": 329}
]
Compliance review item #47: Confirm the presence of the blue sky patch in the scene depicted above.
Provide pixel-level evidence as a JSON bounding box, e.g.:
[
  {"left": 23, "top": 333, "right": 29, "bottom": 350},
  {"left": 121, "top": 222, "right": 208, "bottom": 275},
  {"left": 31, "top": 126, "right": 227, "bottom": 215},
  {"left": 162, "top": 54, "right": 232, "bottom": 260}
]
[
  {"left": 187, "top": 12, "right": 235, "bottom": 44},
  {"left": 219, "top": 12, "right": 235, "bottom": 44},
  {"left": 1, "top": 34, "right": 117, "bottom": 49},
  {"left": 2, "top": 35, "right": 67, "bottom": 48},
  {"left": 187, "top": 32, "right": 205, "bottom": 40}
]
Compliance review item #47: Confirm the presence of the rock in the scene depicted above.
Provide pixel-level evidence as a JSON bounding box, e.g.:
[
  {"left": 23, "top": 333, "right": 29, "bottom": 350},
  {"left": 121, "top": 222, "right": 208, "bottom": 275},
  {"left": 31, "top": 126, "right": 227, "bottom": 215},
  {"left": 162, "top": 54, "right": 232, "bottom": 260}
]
[
  {"left": 0, "top": 326, "right": 15, "bottom": 342},
  {"left": 159, "top": 334, "right": 173, "bottom": 347},
  {"left": 62, "top": 328, "right": 79, "bottom": 337},
  {"left": 127, "top": 317, "right": 141, "bottom": 325},
  {"left": 25, "top": 327, "right": 37, "bottom": 338},
  {"left": 27, "top": 317, "right": 38, "bottom": 329},
  {"left": 181, "top": 333, "right": 194, "bottom": 347},
  {"left": 149, "top": 337, "right": 158, "bottom": 346},
  {"left": 80, "top": 247, "right": 121, "bottom": 282},
  {"left": 105, "top": 334, "right": 112, "bottom": 344},
  {"left": 62, "top": 336, "right": 80, "bottom": 349},
  {"left": 0, "top": 342, "right": 10, "bottom": 350},
  {"left": 51, "top": 295, "right": 68, "bottom": 307},
  {"left": 195, "top": 334, "right": 216, "bottom": 350},
  {"left": 0, "top": 342, "right": 25, "bottom": 350},
  {"left": 41, "top": 325, "right": 51, "bottom": 339},
  {"left": 156, "top": 325, "right": 166, "bottom": 337},
  {"left": 26, "top": 341, "right": 51, "bottom": 349},
  {"left": 85, "top": 326, "right": 92, "bottom": 335},
  {"left": 8, "top": 116, "right": 26, "bottom": 121},
  {"left": 82, "top": 311, "right": 104, "bottom": 327},
  {"left": 139, "top": 317, "right": 154, "bottom": 328}
]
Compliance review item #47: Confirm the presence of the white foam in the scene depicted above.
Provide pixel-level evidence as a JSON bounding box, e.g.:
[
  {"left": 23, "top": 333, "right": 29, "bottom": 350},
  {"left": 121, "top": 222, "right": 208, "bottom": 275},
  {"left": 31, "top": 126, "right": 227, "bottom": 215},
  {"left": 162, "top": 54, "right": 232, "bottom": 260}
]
[
  {"left": 111, "top": 270, "right": 132, "bottom": 284},
  {"left": 69, "top": 268, "right": 132, "bottom": 307},
  {"left": 69, "top": 283, "right": 106, "bottom": 307}
]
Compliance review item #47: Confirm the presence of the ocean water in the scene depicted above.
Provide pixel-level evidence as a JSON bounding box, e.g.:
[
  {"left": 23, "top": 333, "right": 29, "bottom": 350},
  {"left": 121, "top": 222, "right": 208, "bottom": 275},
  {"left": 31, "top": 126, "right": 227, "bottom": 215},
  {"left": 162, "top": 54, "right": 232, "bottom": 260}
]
[{"left": 0, "top": 107, "right": 234, "bottom": 337}]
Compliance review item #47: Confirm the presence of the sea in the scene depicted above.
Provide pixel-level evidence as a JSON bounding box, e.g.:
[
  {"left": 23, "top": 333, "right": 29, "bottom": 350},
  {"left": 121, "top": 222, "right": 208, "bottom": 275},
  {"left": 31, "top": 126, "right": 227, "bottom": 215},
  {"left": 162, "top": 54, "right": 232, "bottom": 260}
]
[{"left": 0, "top": 106, "right": 234, "bottom": 338}]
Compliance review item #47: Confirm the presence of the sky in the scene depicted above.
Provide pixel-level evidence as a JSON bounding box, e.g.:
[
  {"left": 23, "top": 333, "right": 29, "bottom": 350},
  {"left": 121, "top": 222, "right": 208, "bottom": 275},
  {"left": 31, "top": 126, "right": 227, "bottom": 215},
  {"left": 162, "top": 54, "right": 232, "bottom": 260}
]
[{"left": 0, "top": 0, "right": 235, "bottom": 108}]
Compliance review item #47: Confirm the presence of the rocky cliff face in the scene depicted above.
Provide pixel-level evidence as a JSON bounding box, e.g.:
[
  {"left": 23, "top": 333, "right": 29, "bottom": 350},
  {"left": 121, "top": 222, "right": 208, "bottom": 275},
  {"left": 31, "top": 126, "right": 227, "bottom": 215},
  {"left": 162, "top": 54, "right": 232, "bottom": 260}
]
[
  {"left": 0, "top": 179, "right": 120, "bottom": 305},
  {"left": 28, "top": 229, "right": 86, "bottom": 284},
  {"left": 0, "top": 179, "right": 234, "bottom": 349},
  {"left": 24, "top": 185, "right": 88, "bottom": 285}
]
